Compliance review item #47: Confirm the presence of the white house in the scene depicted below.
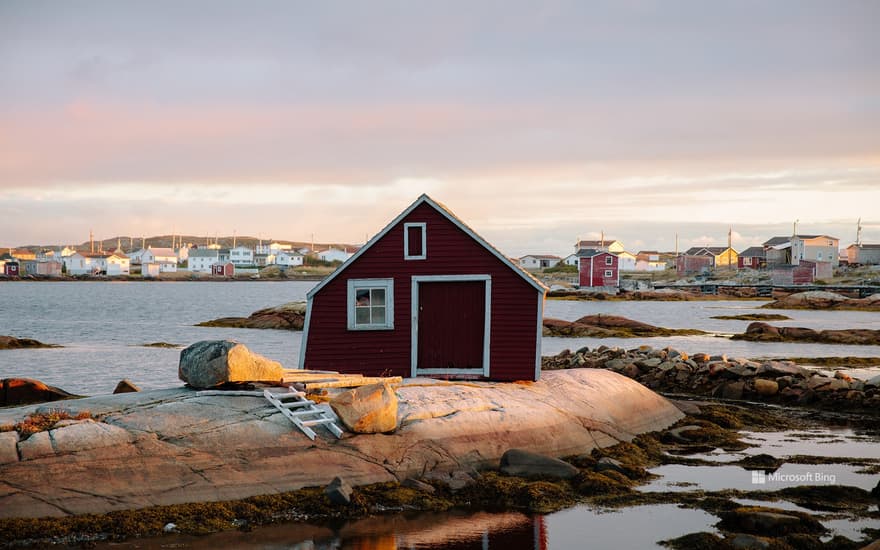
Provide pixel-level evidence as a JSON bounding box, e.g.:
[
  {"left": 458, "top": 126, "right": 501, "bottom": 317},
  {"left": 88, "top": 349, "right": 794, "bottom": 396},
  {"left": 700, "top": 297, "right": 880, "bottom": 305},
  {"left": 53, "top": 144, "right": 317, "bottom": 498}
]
[
  {"left": 230, "top": 245, "right": 255, "bottom": 266},
  {"left": 140, "top": 247, "right": 178, "bottom": 272},
  {"left": 142, "top": 263, "right": 161, "bottom": 277},
  {"left": 635, "top": 251, "right": 667, "bottom": 272},
  {"left": 318, "top": 247, "right": 353, "bottom": 263},
  {"left": 256, "top": 242, "right": 292, "bottom": 255},
  {"left": 187, "top": 248, "right": 220, "bottom": 273},
  {"left": 519, "top": 255, "right": 561, "bottom": 269},
  {"left": 791, "top": 235, "right": 840, "bottom": 267},
  {"left": 617, "top": 251, "right": 637, "bottom": 271},
  {"left": 63, "top": 252, "right": 91, "bottom": 275},
  {"left": 275, "top": 251, "right": 304, "bottom": 267},
  {"left": 561, "top": 253, "right": 579, "bottom": 267},
  {"left": 106, "top": 253, "right": 130, "bottom": 276},
  {"left": 128, "top": 248, "right": 151, "bottom": 265}
]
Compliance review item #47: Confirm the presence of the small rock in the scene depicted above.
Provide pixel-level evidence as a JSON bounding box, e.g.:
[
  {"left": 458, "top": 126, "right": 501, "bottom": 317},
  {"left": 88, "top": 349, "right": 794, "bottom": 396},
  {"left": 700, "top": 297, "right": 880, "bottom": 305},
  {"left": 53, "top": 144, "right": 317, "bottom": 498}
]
[
  {"left": 865, "top": 374, "right": 880, "bottom": 388},
  {"left": 401, "top": 478, "right": 436, "bottom": 494},
  {"left": 17, "top": 431, "right": 54, "bottom": 461},
  {"left": 113, "top": 379, "right": 140, "bottom": 393},
  {"left": 753, "top": 379, "right": 779, "bottom": 397},
  {"left": 721, "top": 381, "right": 745, "bottom": 400},
  {"left": 729, "top": 533, "right": 770, "bottom": 549},
  {"left": 594, "top": 456, "right": 627, "bottom": 475},
  {"left": 324, "top": 476, "right": 352, "bottom": 505},
  {"left": 833, "top": 371, "right": 853, "bottom": 382},
  {"left": 665, "top": 425, "right": 703, "bottom": 443},
  {"left": 163, "top": 523, "right": 177, "bottom": 533},
  {"left": 0, "top": 431, "right": 20, "bottom": 464},
  {"left": 636, "top": 357, "right": 661, "bottom": 368},
  {"left": 500, "top": 448, "right": 579, "bottom": 479},
  {"left": 605, "top": 358, "right": 630, "bottom": 371},
  {"left": 330, "top": 382, "right": 398, "bottom": 434},
  {"left": 692, "top": 353, "right": 711, "bottom": 363}
]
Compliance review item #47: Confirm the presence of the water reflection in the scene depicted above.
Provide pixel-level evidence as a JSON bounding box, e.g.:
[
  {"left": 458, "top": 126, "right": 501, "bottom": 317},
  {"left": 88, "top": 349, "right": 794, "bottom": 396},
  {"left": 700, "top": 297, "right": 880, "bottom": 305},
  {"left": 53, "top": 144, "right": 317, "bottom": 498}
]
[{"left": 100, "top": 511, "right": 547, "bottom": 549}]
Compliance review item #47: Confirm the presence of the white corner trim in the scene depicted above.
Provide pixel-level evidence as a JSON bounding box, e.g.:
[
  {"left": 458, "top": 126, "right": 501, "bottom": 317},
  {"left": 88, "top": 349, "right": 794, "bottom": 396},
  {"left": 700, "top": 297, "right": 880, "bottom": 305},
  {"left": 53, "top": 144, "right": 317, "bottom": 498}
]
[
  {"left": 411, "top": 274, "right": 491, "bottom": 378},
  {"left": 403, "top": 222, "right": 427, "bottom": 260},
  {"left": 297, "top": 295, "right": 313, "bottom": 369},
  {"left": 535, "top": 293, "right": 544, "bottom": 381}
]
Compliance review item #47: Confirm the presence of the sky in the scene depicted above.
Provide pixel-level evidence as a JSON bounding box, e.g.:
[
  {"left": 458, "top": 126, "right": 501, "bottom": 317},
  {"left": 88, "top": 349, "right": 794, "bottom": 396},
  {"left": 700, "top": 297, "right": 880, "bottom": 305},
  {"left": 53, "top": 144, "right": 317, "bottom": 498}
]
[{"left": 1, "top": 0, "right": 878, "bottom": 256}]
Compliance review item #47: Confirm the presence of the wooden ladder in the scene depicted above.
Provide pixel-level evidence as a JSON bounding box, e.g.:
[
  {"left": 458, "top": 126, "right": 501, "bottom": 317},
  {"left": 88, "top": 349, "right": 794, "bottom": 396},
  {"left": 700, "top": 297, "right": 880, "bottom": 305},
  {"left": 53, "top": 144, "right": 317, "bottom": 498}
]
[{"left": 263, "top": 388, "right": 344, "bottom": 440}]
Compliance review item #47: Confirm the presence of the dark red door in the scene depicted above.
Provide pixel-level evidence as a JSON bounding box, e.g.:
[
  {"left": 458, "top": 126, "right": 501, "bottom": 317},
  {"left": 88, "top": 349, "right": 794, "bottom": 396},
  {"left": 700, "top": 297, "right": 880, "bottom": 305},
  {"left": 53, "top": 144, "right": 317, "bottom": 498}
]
[{"left": 417, "top": 281, "right": 485, "bottom": 371}]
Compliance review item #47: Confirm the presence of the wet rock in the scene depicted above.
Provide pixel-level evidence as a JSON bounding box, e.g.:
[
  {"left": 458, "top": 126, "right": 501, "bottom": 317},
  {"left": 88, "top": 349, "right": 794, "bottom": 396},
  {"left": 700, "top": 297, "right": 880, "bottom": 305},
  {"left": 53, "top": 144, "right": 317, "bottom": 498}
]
[
  {"left": 0, "top": 336, "right": 57, "bottom": 349},
  {"left": 665, "top": 425, "right": 703, "bottom": 443},
  {"left": 0, "top": 378, "right": 77, "bottom": 406},
  {"left": 196, "top": 301, "right": 307, "bottom": 330},
  {"left": 718, "top": 507, "right": 825, "bottom": 536},
  {"left": 0, "top": 431, "right": 20, "bottom": 464},
  {"left": 113, "top": 379, "right": 140, "bottom": 393},
  {"left": 330, "top": 382, "right": 399, "bottom": 434},
  {"left": 594, "top": 456, "right": 629, "bottom": 476},
  {"left": 753, "top": 379, "right": 779, "bottom": 397},
  {"left": 500, "top": 448, "right": 579, "bottom": 479},
  {"left": 729, "top": 533, "right": 770, "bottom": 549},
  {"left": 178, "top": 340, "right": 283, "bottom": 388},
  {"left": 324, "top": 476, "right": 352, "bottom": 505},
  {"left": 737, "top": 453, "right": 783, "bottom": 472},
  {"left": 720, "top": 381, "right": 745, "bottom": 400},
  {"left": 401, "top": 478, "right": 436, "bottom": 494},
  {"left": 424, "top": 470, "right": 476, "bottom": 491}
]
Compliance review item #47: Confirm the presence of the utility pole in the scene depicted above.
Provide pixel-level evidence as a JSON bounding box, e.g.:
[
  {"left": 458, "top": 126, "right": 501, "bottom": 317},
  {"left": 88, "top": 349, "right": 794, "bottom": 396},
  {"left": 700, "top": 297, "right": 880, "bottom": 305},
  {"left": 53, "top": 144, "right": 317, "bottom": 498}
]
[
  {"left": 857, "top": 217, "right": 863, "bottom": 246},
  {"left": 89, "top": 229, "right": 94, "bottom": 253},
  {"left": 727, "top": 227, "right": 732, "bottom": 270}
]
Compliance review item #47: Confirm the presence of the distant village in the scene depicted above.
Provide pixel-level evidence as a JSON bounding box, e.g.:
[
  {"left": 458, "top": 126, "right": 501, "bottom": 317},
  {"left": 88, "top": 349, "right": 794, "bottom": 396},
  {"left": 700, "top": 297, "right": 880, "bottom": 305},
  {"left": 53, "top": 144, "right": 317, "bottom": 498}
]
[
  {"left": 0, "top": 233, "right": 361, "bottom": 279},
  {"left": 1, "top": 229, "right": 878, "bottom": 289},
  {"left": 519, "top": 230, "right": 879, "bottom": 289}
]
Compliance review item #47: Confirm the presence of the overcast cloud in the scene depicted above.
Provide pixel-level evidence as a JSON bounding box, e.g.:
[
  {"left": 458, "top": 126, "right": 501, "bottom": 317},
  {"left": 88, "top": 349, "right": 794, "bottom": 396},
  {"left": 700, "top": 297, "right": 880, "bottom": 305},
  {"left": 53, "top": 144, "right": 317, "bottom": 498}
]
[{"left": 1, "top": 0, "right": 877, "bottom": 254}]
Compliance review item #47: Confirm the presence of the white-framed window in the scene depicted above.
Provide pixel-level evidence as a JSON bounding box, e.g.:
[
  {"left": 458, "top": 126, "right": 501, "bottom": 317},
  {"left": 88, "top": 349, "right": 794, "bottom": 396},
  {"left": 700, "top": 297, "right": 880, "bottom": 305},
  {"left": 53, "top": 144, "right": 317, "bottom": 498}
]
[
  {"left": 605, "top": 256, "right": 613, "bottom": 266},
  {"left": 404, "top": 222, "right": 427, "bottom": 260},
  {"left": 347, "top": 278, "right": 394, "bottom": 330},
  {"left": 604, "top": 269, "right": 613, "bottom": 277}
]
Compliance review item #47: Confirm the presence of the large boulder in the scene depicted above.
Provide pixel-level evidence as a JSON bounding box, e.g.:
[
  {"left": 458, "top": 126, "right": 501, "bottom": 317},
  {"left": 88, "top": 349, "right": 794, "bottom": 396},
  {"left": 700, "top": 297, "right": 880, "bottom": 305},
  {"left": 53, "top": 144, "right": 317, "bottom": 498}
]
[
  {"left": 0, "top": 378, "right": 77, "bottom": 407},
  {"left": 178, "top": 340, "right": 283, "bottom": 389},
  {"left": 330, "top": 382, "right": 399, "bottom": 433},
  {"left": 500, "top": 448, "right": 579, "bottom": 479}
]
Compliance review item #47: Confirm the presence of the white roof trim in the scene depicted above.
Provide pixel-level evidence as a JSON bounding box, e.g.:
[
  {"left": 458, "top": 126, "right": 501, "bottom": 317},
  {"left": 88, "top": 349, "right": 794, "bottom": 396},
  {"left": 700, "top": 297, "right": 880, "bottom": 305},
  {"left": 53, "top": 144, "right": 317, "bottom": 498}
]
[{"left": 307, "top": 194, "right": 546, "bottom": 299}]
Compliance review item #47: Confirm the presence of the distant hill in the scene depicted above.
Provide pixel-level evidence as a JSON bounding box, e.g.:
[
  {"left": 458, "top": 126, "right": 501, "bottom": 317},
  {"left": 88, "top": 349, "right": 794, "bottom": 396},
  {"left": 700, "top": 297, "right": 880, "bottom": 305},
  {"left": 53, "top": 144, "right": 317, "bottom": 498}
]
[{"left": 16, "top": 235, "right": 361, "bottom": 253}]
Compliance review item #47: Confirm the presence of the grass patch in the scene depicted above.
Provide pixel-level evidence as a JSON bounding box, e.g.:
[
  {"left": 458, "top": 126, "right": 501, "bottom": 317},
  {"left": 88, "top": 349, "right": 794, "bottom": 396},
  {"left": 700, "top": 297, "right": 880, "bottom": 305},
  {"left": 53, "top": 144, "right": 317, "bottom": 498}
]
[{"left": 0, "top": 409, "right": 94, "bottom": 440}]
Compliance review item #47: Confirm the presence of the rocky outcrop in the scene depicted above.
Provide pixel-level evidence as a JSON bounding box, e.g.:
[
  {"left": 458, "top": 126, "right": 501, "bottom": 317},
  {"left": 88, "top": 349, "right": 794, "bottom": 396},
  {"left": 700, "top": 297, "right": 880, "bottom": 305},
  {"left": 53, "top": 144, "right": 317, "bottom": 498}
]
[
  {"left": 543, "top": 315, "right": 706, "bottom": 338},
  {"left": 0, "top": 369, "right": 683, "bottom": 518},
  {"left": 763, "top": 291, "right": 880, "bottom": 311},
  {"left": 499, "top": 449, "right": 579, "bottom": 479},
  {"left": 178, "top": 340, "right": 283, "bottom": 388},
  {"left": 113, "top": 380, "right": 140, "bottom": 393},
  {"left": 543, "top": 346, "right": 880, "bottom": 411},
  {"left": 330, "top": 382, "right": 399, "bottom": 434},
  {"left": 734, "top": 322, "right": 880, "bottom": 345},
  {"left": 196, "top": 301, "right": 307, "bottom": 330},
  {"left": 0, "top": 378, "right": 78, "bottom": 407},
  {"left": 0, "top": 336, "right": 58, "bottom": 349}
]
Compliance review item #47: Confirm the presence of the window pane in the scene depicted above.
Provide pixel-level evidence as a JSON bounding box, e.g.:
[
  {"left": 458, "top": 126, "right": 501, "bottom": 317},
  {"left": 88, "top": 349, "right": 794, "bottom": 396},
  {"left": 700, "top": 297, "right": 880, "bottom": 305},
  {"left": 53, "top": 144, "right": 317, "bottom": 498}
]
[
  {"left": 355, "top": 307, "right": 370, "bottom": 324},
  {"left": 371, "top": 306, "right": 386, "bottom": 324},
  {"left": 371, "top": 288, "right": 385, "bottom": 306},
  {"left": 355, "top": 289, "right": 370, "bottom": 306}
]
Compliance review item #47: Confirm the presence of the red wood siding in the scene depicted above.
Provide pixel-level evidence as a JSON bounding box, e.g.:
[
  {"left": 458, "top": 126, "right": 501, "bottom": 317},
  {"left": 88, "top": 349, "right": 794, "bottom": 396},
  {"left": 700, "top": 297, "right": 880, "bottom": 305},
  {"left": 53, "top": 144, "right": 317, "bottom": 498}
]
[
  {"left": 304, "top": 202, "right": 541, "bottom": 381},
  {"left": 578, "top": 253, "right": 618, "bottom": 287}
]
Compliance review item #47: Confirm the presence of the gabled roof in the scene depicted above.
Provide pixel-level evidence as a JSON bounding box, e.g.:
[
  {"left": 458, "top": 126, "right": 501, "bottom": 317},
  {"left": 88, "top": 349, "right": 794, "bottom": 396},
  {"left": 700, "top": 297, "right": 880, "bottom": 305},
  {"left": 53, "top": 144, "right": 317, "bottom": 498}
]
[
  {"left": 308, "top": 194, "right": 547, "bottom": 299},
  {"left": 148, "top": 247, "right": 177, "bottom": 257},
  {"left": 740, "top": 246, "right": 765, "bottom": 257},
  {"left": 793, "top": 234, "right": 839, "bottom": 241},
  {"left": 763, "top": 236, "right": 790, "bottom": 246},
  {"left": 521, "top": 254, "right": 561, "bottom": 260},
  {"left": 849, "top": 243, "right": 880, "bottom": 250}
]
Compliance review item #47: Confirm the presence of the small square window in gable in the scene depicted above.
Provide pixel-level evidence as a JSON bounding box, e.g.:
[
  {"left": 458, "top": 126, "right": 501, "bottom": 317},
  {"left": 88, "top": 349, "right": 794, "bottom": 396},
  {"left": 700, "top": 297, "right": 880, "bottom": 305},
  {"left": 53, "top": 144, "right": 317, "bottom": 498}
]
[{"left": 404, "top": 223, "right": 426, "bottom": 260}]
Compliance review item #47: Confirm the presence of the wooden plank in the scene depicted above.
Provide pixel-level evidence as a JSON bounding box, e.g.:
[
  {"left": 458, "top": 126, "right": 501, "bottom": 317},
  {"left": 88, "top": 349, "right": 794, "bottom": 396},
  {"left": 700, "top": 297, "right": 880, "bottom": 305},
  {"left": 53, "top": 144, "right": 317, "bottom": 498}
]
[{"left": 304, "top": 376, "right": 403, "bottom": 389}]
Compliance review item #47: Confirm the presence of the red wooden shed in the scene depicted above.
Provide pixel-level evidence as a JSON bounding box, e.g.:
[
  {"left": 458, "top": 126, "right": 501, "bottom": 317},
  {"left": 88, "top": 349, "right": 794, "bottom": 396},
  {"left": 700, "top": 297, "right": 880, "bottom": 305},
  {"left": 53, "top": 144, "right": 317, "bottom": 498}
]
[
  {"left": 577, "top": 250, "right": 619, "bottom": 288},
  {"left": 299, "top": 194, "right": 547, "bottom": 381}
]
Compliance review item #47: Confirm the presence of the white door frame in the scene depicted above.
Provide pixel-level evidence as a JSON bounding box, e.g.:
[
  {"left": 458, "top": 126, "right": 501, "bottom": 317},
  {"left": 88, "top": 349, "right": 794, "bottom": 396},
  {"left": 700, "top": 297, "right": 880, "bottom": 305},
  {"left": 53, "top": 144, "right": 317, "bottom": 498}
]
[{"left": 411, "top": 274, "right": 491, "bottom": 378}]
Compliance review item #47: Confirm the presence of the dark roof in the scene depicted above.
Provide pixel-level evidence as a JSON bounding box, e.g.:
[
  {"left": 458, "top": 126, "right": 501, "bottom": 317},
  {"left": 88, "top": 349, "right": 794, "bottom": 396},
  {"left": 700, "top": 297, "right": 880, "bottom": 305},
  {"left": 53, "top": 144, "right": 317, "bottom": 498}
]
[
  {"left": 740, "top": 246, "right": 765, "bottom": 257},
  {"left": 522, "top": 254, "right": 561, "bottom": 260},
  {"left": 576, "top": 239, "right": 620, "bottom": 247},
  {"left": 577, "top": 249, "right": 615, "bottom": 258},
  {"left": 849, "top": 243, "right": 880, "bottom": 249},
  {"left": 763, "top": 236, "right": 790, "bottom": 246}
]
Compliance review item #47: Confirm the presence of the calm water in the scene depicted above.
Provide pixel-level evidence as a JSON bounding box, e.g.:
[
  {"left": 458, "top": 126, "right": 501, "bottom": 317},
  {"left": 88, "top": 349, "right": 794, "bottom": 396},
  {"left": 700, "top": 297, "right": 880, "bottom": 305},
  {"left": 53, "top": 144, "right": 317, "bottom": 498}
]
[{"left": 1, "top": 282, "right": 879, "bottom": 394}]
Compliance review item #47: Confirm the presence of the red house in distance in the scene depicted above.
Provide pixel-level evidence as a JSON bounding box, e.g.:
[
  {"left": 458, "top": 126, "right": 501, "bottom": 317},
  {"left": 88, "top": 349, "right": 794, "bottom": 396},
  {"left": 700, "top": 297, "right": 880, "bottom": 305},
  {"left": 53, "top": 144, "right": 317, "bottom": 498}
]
[
  {"left": 299, "top": 194, "right": 547, "bottom": 382},
  {"left": 578, "top": 250, "right": 619, "bottom": 288}
]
